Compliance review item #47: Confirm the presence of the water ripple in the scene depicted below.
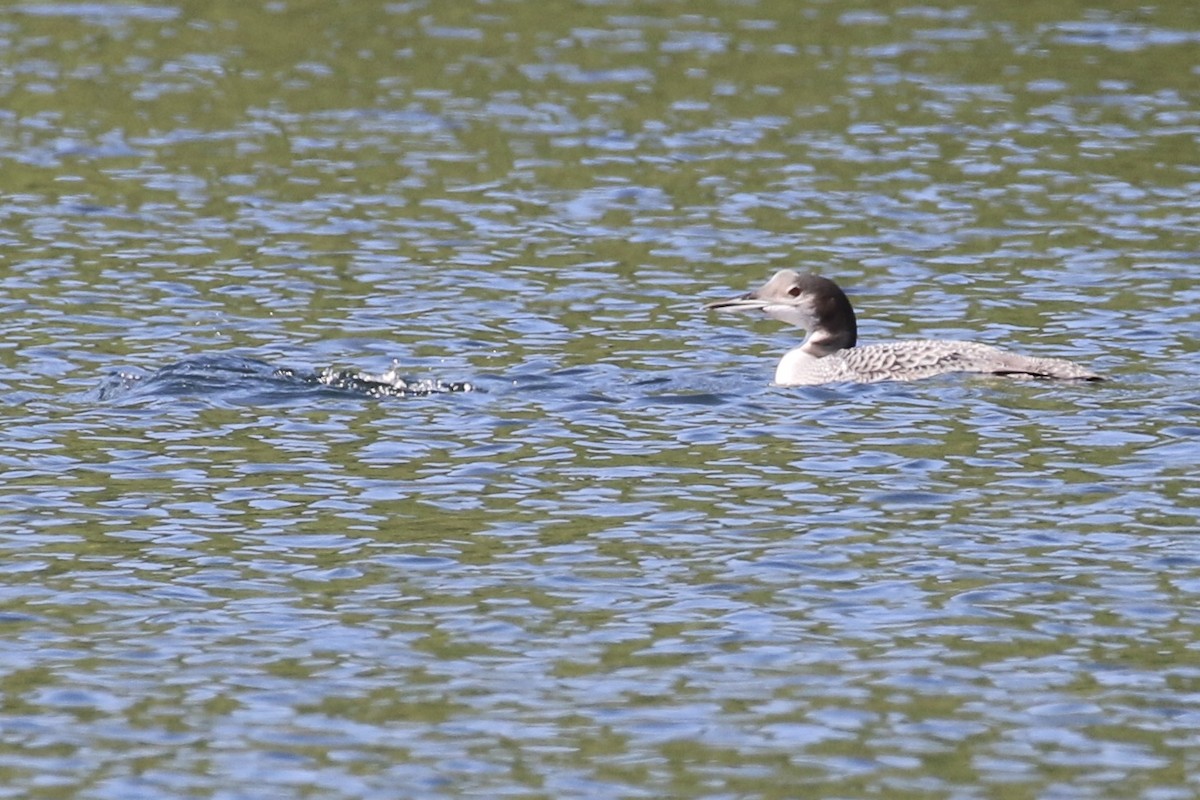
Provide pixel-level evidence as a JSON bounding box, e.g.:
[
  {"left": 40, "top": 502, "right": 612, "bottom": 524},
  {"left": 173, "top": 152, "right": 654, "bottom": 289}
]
[{"left": 0, "top": 1, "right": 1197, "bottom": 797}]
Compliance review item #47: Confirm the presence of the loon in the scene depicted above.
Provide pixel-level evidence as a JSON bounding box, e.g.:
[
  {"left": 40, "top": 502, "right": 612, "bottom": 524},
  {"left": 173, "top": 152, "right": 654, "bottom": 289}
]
[{"left": 706, "top": 270, "right": 1103, "bottom": 386}]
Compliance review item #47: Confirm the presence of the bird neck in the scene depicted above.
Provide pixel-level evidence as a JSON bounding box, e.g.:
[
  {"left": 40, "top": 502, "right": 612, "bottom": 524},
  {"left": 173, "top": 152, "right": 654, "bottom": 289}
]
[{"left": 801, "top": 327, "right": 855, "bottom": 357}]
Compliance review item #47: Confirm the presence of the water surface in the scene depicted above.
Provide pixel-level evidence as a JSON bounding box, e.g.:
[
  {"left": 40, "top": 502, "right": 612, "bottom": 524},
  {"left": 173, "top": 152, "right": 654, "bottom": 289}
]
[{"left": 1, "top": 1, "right": 1199, "bottom": 798}]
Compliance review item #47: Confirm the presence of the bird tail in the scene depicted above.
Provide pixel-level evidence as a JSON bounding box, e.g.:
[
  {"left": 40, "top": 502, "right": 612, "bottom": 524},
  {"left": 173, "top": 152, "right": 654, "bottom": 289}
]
[{"left": 992, "top": 353, "right": 1103, "bottom": 381}]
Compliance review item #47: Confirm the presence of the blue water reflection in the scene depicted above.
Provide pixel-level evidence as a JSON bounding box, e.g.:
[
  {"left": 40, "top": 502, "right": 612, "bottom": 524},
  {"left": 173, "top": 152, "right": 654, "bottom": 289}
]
[{"left": 1, "top": 1, "right": 1198, "bottom": 798}]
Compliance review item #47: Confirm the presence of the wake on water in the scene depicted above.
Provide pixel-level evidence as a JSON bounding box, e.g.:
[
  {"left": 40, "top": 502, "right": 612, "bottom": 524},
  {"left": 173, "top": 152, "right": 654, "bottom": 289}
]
[{"left": 95, "top": 355, "right": 474, "bottom": 404}]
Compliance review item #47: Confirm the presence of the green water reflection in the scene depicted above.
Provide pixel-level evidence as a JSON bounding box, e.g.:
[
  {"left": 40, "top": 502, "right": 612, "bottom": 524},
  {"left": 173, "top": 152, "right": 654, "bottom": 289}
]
[{"left": 1, "top": 0, "right": 1197, "bottom": 798}]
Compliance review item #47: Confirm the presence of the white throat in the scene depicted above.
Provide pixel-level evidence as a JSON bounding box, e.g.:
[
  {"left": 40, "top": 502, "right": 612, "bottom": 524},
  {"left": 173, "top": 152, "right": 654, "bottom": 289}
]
[{"left": 800, "top": 329, "right": 845, "bottom": 358}]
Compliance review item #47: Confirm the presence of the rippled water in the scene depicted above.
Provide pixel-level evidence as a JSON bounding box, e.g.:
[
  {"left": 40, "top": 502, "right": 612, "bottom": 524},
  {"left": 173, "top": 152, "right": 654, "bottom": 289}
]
[{"left": 2, "top": 1, "right": 1199, "bottom": 798}]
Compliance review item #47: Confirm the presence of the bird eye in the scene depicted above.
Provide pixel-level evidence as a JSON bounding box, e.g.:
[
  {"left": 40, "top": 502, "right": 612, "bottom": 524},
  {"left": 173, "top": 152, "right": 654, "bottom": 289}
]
[{"left": 787, "top": 286, "right": 802, "bottom": 298}]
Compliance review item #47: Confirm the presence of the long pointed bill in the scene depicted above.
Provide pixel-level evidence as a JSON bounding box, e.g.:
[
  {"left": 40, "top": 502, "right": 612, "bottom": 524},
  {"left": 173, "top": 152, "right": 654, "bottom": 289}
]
[{"left": 704, "top": 292, "right": 770, "bottom": 312}]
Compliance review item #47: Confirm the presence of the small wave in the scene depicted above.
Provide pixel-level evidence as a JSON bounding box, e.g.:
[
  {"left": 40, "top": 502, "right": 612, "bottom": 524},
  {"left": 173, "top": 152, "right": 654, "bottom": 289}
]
[
  {"left": 278, "top": 363, "right": 473, "bottom": 397},
  {"left": 96, "top": 355, "right": 473, "bottom": 404}
]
